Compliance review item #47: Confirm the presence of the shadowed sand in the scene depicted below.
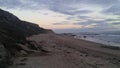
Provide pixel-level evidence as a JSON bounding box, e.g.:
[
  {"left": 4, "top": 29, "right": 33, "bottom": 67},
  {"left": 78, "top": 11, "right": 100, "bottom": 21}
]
[{"left": 9, "top": 34, "right": 120, "bottom": 68}]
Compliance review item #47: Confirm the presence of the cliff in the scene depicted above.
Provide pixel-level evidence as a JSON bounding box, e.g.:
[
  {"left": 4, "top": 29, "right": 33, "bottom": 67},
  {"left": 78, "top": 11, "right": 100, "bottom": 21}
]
[{"left": 0, "top": 9, "right": 53, "bottom": 68}]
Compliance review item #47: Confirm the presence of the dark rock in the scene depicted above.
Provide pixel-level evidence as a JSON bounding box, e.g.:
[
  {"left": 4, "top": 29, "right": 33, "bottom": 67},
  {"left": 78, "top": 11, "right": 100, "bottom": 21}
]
[
  {"left": 19, "top": 50, "right": 28, "bottom": 57},
  {"left": 16, "top": 63, "right": 26, "bottom": 65},
  {"left": 101, "top": 45, "right": 120, "bottom": 50},
  {"left": 0, "top": 43, "right": 11, "bottom": 68},
  {"left": 20, "top": 58, "right": 27, "bottom": 62}
]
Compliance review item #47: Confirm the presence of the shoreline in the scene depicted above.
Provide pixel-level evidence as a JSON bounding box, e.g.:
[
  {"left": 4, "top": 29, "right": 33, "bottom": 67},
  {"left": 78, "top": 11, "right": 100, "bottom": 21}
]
[
  {"left": 74, "top": 35, "right": 120, "bottom": 48},
  {"left": 60, "top": 34, "right": 120, "bottom": 56}
]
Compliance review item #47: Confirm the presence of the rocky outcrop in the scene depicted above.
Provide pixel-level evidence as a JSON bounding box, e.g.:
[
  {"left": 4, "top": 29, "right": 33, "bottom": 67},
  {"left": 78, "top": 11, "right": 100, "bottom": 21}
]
[
  {"left": 0, "top": 43, "right": 11, "bottom": 68},
  {"left": 0, "top": 9, "right": 53, "bottom": 68}
]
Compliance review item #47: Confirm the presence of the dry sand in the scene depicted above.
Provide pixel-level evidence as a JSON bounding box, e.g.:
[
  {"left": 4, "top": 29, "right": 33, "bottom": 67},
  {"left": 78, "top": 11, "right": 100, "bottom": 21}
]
[{"left": 9, "top": 34, "right": 120, "bottom": 68}]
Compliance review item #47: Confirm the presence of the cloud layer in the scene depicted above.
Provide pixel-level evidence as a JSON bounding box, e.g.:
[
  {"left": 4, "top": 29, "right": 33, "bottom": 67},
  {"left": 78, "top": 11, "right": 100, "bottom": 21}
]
[{"left": 0, "top": 0, "right": 120, "bottom": 32}]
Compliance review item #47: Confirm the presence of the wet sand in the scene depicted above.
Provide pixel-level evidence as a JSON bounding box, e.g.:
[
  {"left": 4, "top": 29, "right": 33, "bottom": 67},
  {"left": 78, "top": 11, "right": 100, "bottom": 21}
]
[{"left": 9, "top": 34, "right": 120, "bottom": 68}]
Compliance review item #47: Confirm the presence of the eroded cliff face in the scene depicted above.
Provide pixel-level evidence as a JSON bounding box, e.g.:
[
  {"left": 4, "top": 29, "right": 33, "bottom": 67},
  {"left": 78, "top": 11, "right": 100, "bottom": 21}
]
[{"left": 0, "top": 9, "right": 53, "bottom": 68}]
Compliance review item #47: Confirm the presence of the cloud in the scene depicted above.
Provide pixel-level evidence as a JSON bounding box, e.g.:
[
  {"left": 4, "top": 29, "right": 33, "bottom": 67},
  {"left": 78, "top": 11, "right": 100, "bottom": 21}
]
[
  {"left": 66, "top": 17, "right": 75, "bottom": 20},
  {"left": 82, "top": 0, "right": 119, "bottom": 6},
  {"left": 73, "top": 20, "right": 105, "bottom": 26},
  {"left": 49, "top": 5, "right": 92, "bottom": 15},
  {"left": 111, "top": 22, "right": 120, "bottom": 25},
  {"left": 77, "top": 16, "right": 90, "bottom": 20},
  {"left": 1, "top": 0, "right": 119, "bottom": 10},
  {"left": 53, "top": 21, "right": 70, "bottom": 25},
  {"left": 0, "top": 0, "right": 119, "bottom": 16},
  {"left": 72, "top": 20, "right": 117, "bottom": 30},
  {"left": 66, "top": 15, "right": 91, "bottom": 21},
  {"left": 0, "top": 0, "right": 22, "bottom": 9},
  {"left": 103, "top": 5, "right": 120, "bottom": 15},
  {"left": 0, "top": 0, "right": 94, "bottom": 15},
  {"left": 105, "top": 19, "right": 120, "bottom": 21}
]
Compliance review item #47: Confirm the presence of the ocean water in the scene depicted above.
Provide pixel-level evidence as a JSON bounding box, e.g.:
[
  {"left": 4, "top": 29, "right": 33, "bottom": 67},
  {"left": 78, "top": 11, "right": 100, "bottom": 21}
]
[{"left": 74, "top": 33, "right": 120, "bottom": 47}]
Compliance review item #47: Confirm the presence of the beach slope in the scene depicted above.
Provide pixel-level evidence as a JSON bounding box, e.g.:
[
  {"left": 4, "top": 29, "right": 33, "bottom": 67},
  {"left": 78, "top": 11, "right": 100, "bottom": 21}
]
[{"left": 9, "top": 34, "right": 120, "bottom": 68}]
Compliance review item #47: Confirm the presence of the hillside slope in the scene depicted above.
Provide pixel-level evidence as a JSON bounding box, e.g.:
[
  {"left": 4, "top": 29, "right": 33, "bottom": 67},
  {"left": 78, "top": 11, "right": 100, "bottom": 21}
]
[{"left": 0, "top": 9, "right": 53, "bottom": 68}]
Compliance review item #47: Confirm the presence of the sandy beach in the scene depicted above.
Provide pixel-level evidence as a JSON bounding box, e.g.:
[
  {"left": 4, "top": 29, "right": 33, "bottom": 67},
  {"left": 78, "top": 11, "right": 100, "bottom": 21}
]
[{"left": 9, "top": 34, "right": 120, "bottom": 68}]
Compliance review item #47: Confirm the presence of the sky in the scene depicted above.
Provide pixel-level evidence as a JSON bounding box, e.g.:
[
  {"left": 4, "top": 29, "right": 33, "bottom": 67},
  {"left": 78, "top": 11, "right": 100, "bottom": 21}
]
[{"left": 0, "top": 0, "right": 120, "bottom": 33}]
